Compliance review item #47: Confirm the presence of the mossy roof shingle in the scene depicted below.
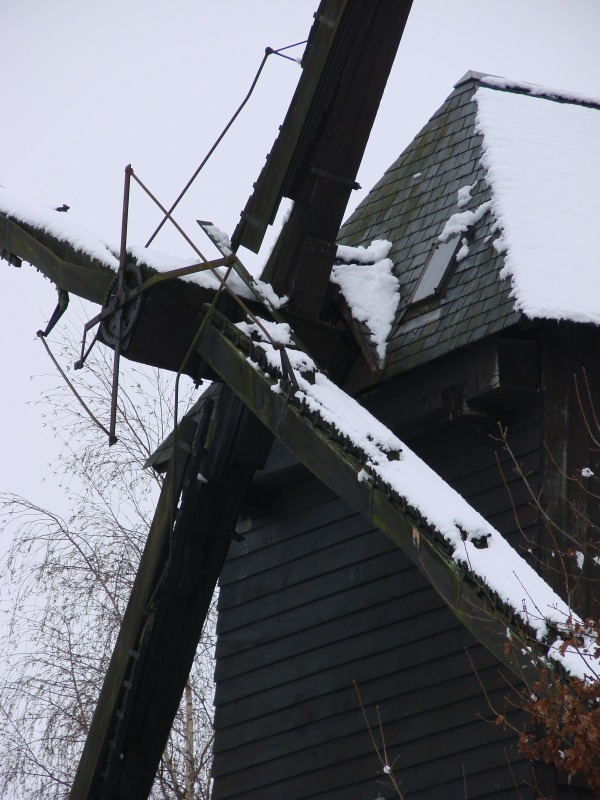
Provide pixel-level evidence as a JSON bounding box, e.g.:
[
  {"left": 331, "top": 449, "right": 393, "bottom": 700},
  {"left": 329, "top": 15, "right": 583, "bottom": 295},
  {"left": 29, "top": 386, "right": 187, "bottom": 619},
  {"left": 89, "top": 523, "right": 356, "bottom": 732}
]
[{"left": 337, "top": 75, "right": 519, "bottom": 380}]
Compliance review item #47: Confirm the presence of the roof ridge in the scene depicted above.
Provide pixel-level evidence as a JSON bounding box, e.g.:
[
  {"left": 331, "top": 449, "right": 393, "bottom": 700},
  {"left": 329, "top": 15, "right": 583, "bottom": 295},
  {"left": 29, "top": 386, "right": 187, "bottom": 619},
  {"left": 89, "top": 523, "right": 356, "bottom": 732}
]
[{"left": 454, "top": 70, "right": 600, "bottom": 111}]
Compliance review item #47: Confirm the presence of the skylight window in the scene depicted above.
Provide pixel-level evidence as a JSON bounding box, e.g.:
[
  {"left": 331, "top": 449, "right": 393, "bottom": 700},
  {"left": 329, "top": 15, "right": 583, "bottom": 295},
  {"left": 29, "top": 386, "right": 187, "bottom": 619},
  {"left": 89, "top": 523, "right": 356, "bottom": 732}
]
[{"left": 410, "top": 236, "right": 461, "bottom": 304}]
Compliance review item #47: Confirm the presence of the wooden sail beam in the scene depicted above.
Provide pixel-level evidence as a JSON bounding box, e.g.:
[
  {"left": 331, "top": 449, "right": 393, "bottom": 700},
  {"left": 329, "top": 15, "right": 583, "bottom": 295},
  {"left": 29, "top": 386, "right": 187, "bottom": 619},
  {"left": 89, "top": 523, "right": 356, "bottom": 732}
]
[
  {"left": 232, "top": 0, "right": 413, "bottom": 255},
  {"left": 0, "top": 210, "right": 238, "bottom": 376},
  {"left": 233, "top": 0, "right": 414, "bottom": 319},
  {"left": 70, "top": 386, "right": 273, "bottom": 800},
  {"left": 0, "top": 211, "right": 114, "bottom": 303},
  {"left": 192, "top": 305, "right": 572, "bottom": 689},
  {"left": 1, "top": 211, "right": 360, "bottom": 381}
]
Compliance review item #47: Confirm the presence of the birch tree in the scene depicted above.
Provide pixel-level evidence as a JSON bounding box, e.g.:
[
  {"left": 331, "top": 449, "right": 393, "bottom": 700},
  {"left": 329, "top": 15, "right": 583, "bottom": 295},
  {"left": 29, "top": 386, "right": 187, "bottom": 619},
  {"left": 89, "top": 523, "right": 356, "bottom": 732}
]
[{"left": 0, "top": 328, "right": 215, "bottom": 799}]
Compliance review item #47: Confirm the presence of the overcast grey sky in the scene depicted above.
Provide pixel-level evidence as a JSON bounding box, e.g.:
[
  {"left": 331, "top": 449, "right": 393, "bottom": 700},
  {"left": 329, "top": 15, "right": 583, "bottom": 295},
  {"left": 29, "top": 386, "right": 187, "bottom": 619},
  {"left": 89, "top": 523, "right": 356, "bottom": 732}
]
[{"left": 1, "top": 0, "right": 599, "bottom": 513}]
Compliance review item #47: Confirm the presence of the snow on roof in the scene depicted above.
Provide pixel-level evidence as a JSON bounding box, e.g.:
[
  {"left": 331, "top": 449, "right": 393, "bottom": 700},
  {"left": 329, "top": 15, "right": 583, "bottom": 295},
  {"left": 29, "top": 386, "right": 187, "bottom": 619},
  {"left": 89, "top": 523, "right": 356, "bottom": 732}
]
[
  {"left": 479, "top": 74, "right": 600, "bottom": 109},
  {"left": 126, "top": 244, "right": 254, "bottom": 300},
  {"left": 331, "top": 240, "right": 400, "bottom": 364},
  {"left": 474, "top": 85, "right": 600, "bottom": 325}
]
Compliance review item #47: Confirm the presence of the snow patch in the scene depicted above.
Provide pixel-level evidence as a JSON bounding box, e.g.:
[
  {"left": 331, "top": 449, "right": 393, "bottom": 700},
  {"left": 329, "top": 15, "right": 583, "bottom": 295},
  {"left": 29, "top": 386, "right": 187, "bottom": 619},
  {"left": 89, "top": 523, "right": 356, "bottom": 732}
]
[
  {"left": 0, "top": 186, "right": 119, "bottom": 270},
  {"left": 296, "top": 371, "right": 402, "bottom": 458},
  {"left": 456, "top": 238, "right": 470, "bottom": 262},
  {"left": 457, "top": 180, "right": 478, "bottom": 208},
  {"left": 336, "top": 239, "right": 393, "bottom": 264},
  {"left": 475, "top": 86, "right": 600, "bottom": 325},
  {"left": 331, "top": 263, "right": 399, "bottom": 364},
  {"left": 332, "top": 240, "right": 399, "bottom": 364},
  {"left": 253, "top": 278, "right": 288, "bottom": 309},
  {"left": 479, "top": 75, "right": 600, "bottom": 108},
  {"left": 438, "top": 201, "right": 491, "bottom": 242},
  {"left": 237, "top": 317, "right": 293, "bottom": 347},
  {"left": 236, "top": 318, "right": 315, "bottom": 374},
  {"left": 202, "top": 223, "right": 232, "bottom": 255}
]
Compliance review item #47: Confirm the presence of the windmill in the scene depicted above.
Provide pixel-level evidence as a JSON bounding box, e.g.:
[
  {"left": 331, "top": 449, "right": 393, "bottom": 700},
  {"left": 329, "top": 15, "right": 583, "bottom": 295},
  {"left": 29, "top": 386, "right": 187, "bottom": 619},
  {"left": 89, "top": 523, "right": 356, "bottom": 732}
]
[{"left": 1, "top": 2, "right": 595, "bottom": 798}]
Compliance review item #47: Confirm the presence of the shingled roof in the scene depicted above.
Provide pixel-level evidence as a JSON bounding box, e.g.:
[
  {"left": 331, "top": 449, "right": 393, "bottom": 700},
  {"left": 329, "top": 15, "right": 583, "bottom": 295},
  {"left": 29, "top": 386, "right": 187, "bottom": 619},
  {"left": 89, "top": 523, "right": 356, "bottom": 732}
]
[{"left": 337, "top": 70, "right": 600, "bottom": 380}]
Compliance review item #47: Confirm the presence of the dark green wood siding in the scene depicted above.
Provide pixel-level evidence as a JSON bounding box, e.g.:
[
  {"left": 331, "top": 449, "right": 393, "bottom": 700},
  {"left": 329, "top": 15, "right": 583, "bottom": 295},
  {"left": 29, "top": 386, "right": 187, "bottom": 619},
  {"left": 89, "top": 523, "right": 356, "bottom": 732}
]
[{"left": 212, "top": 399, "right": 544, "bottom": 800}]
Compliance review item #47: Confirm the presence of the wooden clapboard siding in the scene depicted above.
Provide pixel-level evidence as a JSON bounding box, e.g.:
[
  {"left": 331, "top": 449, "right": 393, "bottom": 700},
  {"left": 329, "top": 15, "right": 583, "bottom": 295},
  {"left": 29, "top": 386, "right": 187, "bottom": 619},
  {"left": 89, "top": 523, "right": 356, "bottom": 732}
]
[
  {"left": 539, "top": 323, "right": 600, "bottom": 618},
  {"left": 212, "top": 397, "right": 543, "bottom": 799},
  {"left": 408, "top": 400, "right": 542, "bottom": 551}
]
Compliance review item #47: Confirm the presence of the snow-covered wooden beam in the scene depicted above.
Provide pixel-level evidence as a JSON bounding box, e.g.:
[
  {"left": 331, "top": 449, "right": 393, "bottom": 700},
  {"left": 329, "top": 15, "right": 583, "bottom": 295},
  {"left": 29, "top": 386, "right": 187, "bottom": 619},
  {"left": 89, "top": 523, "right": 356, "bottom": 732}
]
[
  {"left": 0, "top": 190, "right": 258, "bottom": 307},
  {"left": 0, "top": 208, "right": 114, "bottom": 303},
  {"left": 195, "top": 304, "right": 593, "bottom": 686}
]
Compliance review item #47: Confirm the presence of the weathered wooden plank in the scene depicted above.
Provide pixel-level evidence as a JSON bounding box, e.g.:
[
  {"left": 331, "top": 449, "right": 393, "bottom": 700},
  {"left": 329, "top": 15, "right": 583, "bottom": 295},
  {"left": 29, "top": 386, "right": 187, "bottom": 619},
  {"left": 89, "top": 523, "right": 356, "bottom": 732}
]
[
  {"left": 212, "top": 694, "right": 527, "bottom": 800},
  {"left": 358, "top": 337, "right": 541, "bottom": 438},
  {"left": 231, "top": 0, "right": 348, "bottom": 252},
  {"left": 214, "top": 649, "right": 501, "bottom": 754},
  {"left": 226, "top": 485, "right": 351, "bottom": 559},
  {"left": 307, "top": 765, "right": 534, "bottom": 800},
  {"left": 226, "top": 504, "right": 373, "bottom": 570},
  {"left": 216, "top": 525, "right": 395, "bottom": 615},
  {"left": 270, "top": 762, "right": 534, "bottom": 800},
  {"left": 219, "top": 557, "right": 401, "bottom": 634},
  {"left": 215, "top": 576, "right": 434, "bottom": 663},
  {"left": 215, "top": 620, "right": 480, "bottom": 728},
  {"left": 260, "top": 0, "right": 414, "bottom": 317},
  {"left": 220, "top": 500, "right": 377, "bottom": 578},
  {"left": 212, "top": 671, "right": 517, "bottom": 776},
  {"left": 215, "top": 601, "right": 455, "bottom": 689},
  {"left": 538, "top": 323, "right": 600, "bottom": 619},
  {"left": 412, "top": 417, "right": 541, "bottom": 481}
]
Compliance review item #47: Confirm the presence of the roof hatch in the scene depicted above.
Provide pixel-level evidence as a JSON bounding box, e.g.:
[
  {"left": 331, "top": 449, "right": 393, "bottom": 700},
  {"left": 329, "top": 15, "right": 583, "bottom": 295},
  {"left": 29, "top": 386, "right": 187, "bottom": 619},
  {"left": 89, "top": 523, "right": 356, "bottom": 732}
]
[{"left": 410, "top": 235, "right": 461, "bottom": 304}]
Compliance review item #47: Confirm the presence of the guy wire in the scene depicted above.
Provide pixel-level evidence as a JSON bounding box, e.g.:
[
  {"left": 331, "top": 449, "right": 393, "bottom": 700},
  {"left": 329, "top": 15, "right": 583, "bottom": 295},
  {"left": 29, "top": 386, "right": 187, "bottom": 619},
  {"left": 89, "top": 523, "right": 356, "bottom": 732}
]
[{"left": 145, "top": 39, "right": 306, "bottom": 248}]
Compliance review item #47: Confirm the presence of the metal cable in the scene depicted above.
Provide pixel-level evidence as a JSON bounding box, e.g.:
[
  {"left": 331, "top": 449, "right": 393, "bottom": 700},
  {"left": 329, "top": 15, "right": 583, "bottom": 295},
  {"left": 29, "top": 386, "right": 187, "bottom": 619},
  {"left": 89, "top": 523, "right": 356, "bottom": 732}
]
[
  {"left": 38, "top": 333, "right": 111, "bottom": 438},
  {"left": 145, "top": 39, "right": 306, "bottom": 249},
  {"left": 132, "top": 168, "right": 298, "bottom": 373}
]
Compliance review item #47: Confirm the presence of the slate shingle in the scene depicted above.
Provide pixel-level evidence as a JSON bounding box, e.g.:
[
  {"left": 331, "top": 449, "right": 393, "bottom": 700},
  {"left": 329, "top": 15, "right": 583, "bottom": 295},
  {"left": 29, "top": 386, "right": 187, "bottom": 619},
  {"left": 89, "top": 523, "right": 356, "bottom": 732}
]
[{"left": 336, "top": 75, "right": 519, "bottom": 378}]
